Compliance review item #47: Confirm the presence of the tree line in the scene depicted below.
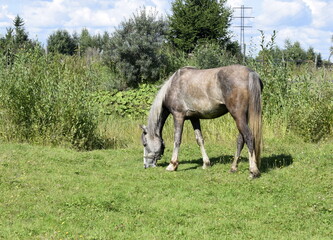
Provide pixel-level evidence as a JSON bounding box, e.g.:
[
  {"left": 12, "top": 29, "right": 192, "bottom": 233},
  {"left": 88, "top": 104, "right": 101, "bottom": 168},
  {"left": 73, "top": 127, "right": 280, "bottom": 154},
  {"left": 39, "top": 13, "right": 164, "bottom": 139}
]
[
  {"left": 1, "top": 0, "right": 331, "bottom": 88},
  {"left": 256, "top": 31, "right": 324, "bottom": 66}
]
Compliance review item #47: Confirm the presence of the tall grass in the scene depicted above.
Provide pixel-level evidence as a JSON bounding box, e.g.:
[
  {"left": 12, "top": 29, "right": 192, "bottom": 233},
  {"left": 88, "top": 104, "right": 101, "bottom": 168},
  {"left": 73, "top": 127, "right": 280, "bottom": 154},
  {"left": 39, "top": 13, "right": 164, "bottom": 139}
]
[
  {"left": 0, "top": 49, "right": 108, "bottom": 149},
  {"left": 251, "top": 61, "right": 333, "bottom": 143}
]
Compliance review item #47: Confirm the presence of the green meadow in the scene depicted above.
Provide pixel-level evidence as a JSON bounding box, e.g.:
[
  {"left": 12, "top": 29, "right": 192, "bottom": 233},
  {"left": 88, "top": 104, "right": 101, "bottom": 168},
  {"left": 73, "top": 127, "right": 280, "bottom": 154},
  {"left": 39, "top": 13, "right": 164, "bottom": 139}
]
[{"left": 0, "top": 122, "right": 332, "bottom": 239}]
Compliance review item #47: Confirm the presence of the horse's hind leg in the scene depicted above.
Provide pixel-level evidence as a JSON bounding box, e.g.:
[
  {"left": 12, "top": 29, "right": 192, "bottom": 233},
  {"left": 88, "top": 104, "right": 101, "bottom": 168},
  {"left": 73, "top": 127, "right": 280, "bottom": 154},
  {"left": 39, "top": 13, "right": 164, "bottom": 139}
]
[
  {"left": 190, "top": 118, "right": 210, "bottom": 169},
  {"left": 230, "top": 133, "right": 244, "bottom": 172},
  {"left": 233, "top": 114, "right": 260, "bottom": 178}
]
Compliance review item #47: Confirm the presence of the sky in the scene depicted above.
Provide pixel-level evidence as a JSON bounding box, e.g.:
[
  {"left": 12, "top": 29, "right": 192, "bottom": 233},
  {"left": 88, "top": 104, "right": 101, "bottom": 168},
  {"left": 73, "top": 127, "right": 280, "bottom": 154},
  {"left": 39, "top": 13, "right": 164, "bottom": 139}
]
[{"left": 0, "top": 0, "right": 332, "bottom": 60}]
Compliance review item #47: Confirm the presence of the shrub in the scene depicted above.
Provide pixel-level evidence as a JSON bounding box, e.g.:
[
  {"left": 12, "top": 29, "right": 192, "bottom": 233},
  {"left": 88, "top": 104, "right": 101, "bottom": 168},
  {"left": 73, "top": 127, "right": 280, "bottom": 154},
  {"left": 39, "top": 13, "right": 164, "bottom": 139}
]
[
  {"left": 0, "top": 49, "right": 104, "bottom": 149},
  {"left": 250, "top": 58, "right": 333, "bottom": 143},
  {"left": 192, "top": 42, "right": 239, "bottom": 69},
  {"left": 286, "top": 71, "right": 333, "bottom": 142}
]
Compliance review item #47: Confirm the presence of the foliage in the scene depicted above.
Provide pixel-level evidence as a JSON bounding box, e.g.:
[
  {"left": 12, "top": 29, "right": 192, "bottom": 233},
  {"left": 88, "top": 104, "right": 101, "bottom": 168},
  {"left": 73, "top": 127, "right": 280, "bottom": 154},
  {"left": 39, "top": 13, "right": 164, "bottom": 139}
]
[
  {"left": 249, "top": 32, "right": 333, "bottom": 142},
  {"left": 286, "top": 70, "right": 333, "bottom": 142},
  {"left": 191, "top": 42, "right": 240, "bottom": 69},
  {"left": 168, "top": 0, "right": 232, "bottom": 53},
  {"left": 92, "top": 84, "right": 158, "bottom": 118},
  {"left": 160, "top": 44, "right": 194, "bottom": 73},
  {"left": 47, "top": 30, "right": 77, "bottom": 55},
  {"left": 0, "top": 49, "right": 106, "bottom": 150},
  {"left": 76, "top": 28, "right": 110, "bottom": 58},
  {"left": 47, "top": 28, "right": 110, "bottom": 57},
  {"left": 106, "top": 7, "right": 169, "bottom": 87},
  {"left": 283, "top": 40, "right": 307, "bottom": 63}
]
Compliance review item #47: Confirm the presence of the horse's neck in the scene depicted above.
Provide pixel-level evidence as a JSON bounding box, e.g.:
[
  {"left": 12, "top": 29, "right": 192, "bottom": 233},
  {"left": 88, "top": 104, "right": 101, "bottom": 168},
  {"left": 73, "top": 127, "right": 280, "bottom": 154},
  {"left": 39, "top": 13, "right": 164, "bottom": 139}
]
[
  {"left": 147, "top": 76, "right": 172, "bottom": 138},
  {"left": 147, "top": 107, "right": 168, "bottom": 138}
]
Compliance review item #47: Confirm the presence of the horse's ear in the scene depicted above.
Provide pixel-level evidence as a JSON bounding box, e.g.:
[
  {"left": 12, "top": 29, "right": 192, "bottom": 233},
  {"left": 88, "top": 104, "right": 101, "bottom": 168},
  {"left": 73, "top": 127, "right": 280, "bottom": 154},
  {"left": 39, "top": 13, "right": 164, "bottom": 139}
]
[{"left": 139, "top": 125, "right": 147, "bottom": 134}]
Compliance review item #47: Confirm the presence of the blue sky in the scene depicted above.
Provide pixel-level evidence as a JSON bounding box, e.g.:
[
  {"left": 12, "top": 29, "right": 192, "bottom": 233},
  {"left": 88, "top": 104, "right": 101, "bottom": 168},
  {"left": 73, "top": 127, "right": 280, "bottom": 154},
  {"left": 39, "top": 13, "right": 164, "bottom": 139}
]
[{"left": 0, "top": 0, "right": 332, "bottom": 60}]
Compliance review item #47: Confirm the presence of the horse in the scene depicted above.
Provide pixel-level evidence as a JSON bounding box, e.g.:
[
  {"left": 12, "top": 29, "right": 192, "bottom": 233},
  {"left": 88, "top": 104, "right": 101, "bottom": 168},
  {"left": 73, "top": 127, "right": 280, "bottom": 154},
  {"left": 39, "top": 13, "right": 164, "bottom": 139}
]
[{"left": 140, "top": 64, "right": 263, "bottom": 178}]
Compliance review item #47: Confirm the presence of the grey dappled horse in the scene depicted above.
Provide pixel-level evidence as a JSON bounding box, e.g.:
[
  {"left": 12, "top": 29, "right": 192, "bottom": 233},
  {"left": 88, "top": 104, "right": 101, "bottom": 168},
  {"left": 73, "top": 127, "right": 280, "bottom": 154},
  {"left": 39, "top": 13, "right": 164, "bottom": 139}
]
[{"left": 140, "top": 65, "right": 263, "bottom": 178}]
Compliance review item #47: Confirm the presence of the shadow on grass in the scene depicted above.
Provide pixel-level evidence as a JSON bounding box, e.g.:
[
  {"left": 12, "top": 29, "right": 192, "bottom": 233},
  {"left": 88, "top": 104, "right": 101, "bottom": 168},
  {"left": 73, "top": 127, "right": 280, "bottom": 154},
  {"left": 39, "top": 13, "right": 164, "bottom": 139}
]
[
  {"left": 158, "top": 155, "right": 234, "bottom": 171},
  {"left": 158, "top": 154, "right": 293, "bottom": 173},
  {"left": 260, "top": 154, "right": 293, "bottom": 173}
]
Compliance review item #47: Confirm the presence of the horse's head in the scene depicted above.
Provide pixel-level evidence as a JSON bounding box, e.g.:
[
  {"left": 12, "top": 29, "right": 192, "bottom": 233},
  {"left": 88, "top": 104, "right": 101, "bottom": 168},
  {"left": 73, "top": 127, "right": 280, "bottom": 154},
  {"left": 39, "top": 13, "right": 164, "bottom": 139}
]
[{"left": 140, "top": 125, "right": 165, "bottom": 168}]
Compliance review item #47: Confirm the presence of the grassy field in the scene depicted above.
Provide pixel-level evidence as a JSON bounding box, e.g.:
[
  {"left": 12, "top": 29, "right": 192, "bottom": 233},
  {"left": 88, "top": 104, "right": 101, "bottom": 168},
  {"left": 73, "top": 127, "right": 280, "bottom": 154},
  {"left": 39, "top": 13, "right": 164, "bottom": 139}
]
[
  {"left": 1, "top": 24, "right": 332, "bottom": 240},
  {"left": 0, "top": 128, "right": 332, "bottom": 239}
]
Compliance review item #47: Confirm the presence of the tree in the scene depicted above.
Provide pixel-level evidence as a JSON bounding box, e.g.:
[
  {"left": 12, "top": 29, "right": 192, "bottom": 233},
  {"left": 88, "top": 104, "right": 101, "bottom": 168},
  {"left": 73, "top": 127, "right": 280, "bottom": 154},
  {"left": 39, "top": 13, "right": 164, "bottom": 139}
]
[
  {"left": 0, "top": 15, "right": 33, "bottom": 51},
  {"left": 283, "top": 40, "right": 306, "bottom": 63},
  {"left": 306, "top": 47, "right": 316, "bottom": 61},
  {"left": 167, "top": 0, "right": 232, "bottom": 53},
  {"left": 0, "top": 15, "right": 37, "bottom": 62},
  {"left": 47, "top": 30, "right": 77, "bottom": 55},
  {"left": 106, "top": 8, "right": 168, "bottom": 87},
  {"left": 316, "top": 53, "right": 323, "bottom": 67},
  {"left": 13, "top": 15, "right": 29, "bottom": 47},
  {"left": 76, "top": 29, "right": 108, "bottom": 57},
  {"left": 77, "top": 28, "right": 92, "bottom": 56}
]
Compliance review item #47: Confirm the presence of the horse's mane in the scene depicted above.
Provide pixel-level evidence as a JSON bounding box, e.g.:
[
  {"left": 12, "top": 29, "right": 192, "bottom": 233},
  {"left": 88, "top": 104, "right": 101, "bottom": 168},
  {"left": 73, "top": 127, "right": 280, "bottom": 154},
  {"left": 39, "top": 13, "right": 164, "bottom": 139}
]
[{"left": 147, "top": 71, "right": 177, "bottom": 136}]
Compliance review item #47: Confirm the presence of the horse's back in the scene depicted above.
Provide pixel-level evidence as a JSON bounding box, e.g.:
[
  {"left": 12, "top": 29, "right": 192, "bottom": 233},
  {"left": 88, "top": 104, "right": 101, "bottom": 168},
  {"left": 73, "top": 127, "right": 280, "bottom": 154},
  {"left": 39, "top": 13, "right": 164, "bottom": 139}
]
[
  {"left": 164, "top": 65, "right": 254, "bottom": 118},
  {"left": 170, "top": 64, "right": 253, "bottom": 100}
]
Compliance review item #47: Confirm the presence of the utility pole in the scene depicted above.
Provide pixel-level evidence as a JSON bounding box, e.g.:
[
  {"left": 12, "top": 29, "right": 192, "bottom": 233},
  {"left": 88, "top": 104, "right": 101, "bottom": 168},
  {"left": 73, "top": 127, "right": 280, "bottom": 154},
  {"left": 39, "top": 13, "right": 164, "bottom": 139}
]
[{"left": 233, "top": 5, "right": 253, "bottom": 59}]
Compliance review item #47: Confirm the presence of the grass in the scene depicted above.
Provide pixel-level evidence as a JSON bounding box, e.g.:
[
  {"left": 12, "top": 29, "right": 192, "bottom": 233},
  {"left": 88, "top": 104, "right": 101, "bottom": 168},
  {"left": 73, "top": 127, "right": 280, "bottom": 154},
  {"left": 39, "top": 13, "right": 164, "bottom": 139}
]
[{"left": 0, "top": 132, "right": 332, "bottom": 239}]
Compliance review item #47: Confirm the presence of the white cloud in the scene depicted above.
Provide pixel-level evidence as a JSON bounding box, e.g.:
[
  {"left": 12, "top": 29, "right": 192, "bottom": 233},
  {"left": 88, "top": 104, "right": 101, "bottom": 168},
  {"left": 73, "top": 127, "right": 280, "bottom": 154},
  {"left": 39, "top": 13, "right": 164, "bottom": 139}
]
[
  {"left": 226, "top": 0, "right": 245, "bottom": 7},
  {"left": 0, "top": 5, "right": 15, "bottom": 29},
  {"left": 22, "top": 0, "right": 169, "bottom": 29},
  {"left": 257, "top": 0, "right": 312, "bottom": 27},
  {"left": 275, "top": 27, "right": 331, "bottom": 53},
  {"left": 23, "top": 0, "right": 69, "bottom": 28},
  {"left": 10, "top": 0, "right": 170, "bottom": 44},
  {"left": 303, "top": 0, "right": 333, "bottom": 29}
]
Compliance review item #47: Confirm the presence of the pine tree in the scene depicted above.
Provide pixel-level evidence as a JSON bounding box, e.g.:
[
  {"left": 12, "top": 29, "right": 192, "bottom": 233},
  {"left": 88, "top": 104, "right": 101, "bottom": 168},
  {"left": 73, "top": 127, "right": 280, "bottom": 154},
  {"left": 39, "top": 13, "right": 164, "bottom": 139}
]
[
  {"left": 0, "top": 15, "right": 37, "bottom": 62},
  {"left": 13, "top": 15, "right": 29, "bottom": 47},
  {"left": 47, "top": 30, "right": 77, "bottom": 55},
  {"left": 167, "top": 0, "right": 232, "bottom": 53}
]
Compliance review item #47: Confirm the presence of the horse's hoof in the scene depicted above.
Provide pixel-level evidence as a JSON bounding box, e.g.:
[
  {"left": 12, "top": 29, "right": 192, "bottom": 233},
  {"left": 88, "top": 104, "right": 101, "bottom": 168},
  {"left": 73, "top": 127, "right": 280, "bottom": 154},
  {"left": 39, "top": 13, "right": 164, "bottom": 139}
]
[
  {"left": 230, "top": 167, "right": 238, "bottom": 173},
  {"left": 249, "top": 171, "right": 261, "bottom": 179},
  {"left": 202, "top": 162, "right": 211, "bottom": 169},
  {"left": 166, "top": 163, "right": 178, "bottom": 171}
]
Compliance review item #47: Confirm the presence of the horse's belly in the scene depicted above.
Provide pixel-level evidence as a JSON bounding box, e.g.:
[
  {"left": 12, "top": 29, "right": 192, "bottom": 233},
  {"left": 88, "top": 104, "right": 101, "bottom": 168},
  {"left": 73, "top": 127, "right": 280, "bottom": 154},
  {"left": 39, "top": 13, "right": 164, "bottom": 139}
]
[{"left": 186, "top": 104, "right": 228, "bottom": 119}]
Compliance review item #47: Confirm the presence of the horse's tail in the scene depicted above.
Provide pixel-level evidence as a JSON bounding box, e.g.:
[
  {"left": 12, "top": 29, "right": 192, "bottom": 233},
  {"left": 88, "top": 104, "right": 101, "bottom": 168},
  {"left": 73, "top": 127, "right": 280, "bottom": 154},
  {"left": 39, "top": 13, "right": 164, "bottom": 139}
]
[{"left": 248, "top": 71, "right": 263, "bottom": 168}]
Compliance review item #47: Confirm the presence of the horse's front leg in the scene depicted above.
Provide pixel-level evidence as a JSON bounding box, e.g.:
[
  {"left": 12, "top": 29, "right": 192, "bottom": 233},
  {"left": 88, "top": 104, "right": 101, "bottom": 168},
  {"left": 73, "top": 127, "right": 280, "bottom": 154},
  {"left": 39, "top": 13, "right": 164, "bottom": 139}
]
[{"left": 166, "top": 114, "right": 185, "bottom": 171}]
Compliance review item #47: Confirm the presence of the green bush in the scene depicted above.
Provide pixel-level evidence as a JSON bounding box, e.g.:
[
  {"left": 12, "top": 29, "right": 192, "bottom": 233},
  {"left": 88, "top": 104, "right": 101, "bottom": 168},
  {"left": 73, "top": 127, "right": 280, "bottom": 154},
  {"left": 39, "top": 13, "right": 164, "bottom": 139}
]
[
  {"left": 286, "top": 71, "right": 333, "bottom": 142},
  {"left": 250, "top": 57, "right": 333, "bottom": 143},
  {"left": 192, "top": 42, "right": 239, "bottom": 69},
  {"left": 0, "top": 49, "right": 104, "bottom": 149}
]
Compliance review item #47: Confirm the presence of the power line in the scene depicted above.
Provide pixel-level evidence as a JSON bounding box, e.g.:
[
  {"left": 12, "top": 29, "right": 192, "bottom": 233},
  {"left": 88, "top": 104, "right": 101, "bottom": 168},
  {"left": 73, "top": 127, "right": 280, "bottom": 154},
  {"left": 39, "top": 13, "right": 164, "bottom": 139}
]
[{"left": 233, "top": 5, "right": 253, "bottom": 57}]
